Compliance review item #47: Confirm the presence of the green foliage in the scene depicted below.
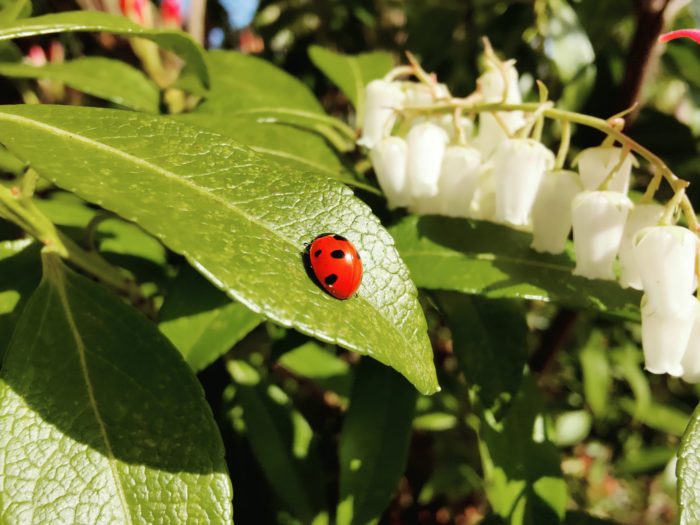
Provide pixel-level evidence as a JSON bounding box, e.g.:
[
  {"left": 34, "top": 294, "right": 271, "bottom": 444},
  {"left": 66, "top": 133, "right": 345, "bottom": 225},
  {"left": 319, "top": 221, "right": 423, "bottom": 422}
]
[
  {"left": 0, "top": 104, "right": 437, "bottom": 394},
  {"left": 677, "top": 402, "right": 700, "bottom": 525},
  {"left": 337, "top": 359, "right": 417, "bottom": 525},
  {"left": 0, "top": 58, "right": 160, "bottom": 112},
  {"left": 0, "top": 253, "right": 232, "bottom": 522},
  {"left": 0, "top": 11, "right": 209, "bottom": 94}
]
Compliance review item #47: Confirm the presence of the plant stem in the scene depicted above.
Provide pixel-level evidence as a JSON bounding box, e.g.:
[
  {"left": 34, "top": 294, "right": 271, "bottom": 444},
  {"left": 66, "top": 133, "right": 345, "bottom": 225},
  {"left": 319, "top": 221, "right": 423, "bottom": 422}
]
[
  {"left": 0, "top": 183, "right": 140, "bottom": 301},
  {"left": 404, "top": 99, "right": 700, "bottom": 232}
]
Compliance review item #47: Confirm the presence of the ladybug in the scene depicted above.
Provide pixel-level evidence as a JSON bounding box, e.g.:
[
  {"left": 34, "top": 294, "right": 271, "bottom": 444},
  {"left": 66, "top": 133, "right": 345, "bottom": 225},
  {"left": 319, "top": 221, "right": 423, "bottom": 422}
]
[{"left": 307, "top": 234, "right": 363, "bottom": 300}]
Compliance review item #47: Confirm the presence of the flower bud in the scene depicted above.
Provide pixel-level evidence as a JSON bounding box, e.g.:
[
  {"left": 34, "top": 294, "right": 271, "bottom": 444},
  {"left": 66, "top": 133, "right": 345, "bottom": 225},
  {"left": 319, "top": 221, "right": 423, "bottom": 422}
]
[
  {"left": 576, "top": 146, "right": 633, "bottom": 193},
  {"left": 681, "top": 301, "right": 700, "bottom": 383},
  {"left": 370, "top": 137, "right": 409, "bottom": 209},
  {"left": 633, "top": 226, "right": 698, "bottom": 314},
  {"left": 492, "top": 138, "right": 555, "bottom": 227},
  {"left": 26, "top": 45, "right": 47, "bottom": 67},
  {"left": 531, "top": 170, "right": 582, "bottom": 254},
  {"left": 161, "top": 0, "right": 182, "bottom": 27},
  {"left": 470, "top": 163, "right": 496, "bottom": 221},
  {"left": 357, "top": 80, "right": 405, "bottom": 149},
  {"left": 571, "top": 191, "right": 633, "bottom": 280},
  {"left": 478, "top": 62, "right": 521, "bottom": 104},
  {"left": 405, "top": 122, "right": 449, "bottom": 199},
  {"left": 411, "top": 145, "right": 482, "bottom": 216},
  {"left": 641, "top": 294, "right": 695, "bottom": 376},
  {"left": 617, "top": 203, "right": 664, "bottom": 289},
  {"left": 402, "top": 82, "right": 450, "bottom": 105}
]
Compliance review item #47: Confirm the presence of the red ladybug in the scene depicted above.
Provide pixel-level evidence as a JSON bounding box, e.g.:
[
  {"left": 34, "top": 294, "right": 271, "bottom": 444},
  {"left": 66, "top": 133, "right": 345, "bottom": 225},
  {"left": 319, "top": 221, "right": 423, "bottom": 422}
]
[{"left": 308, "top": 234, "right": 363, "bottom": 300}]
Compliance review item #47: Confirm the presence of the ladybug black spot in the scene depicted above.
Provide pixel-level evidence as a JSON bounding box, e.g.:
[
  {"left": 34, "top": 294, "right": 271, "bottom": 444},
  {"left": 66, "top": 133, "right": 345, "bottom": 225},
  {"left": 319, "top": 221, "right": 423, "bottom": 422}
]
[
  {"left": 314, "top": 249, "right": 322, "bottom": 258},
  {"left": 333, "top": 234, "right": 347, "bottom": 241},
  {"left": 324, "top": 274, "right": 338, "bottom": 286},
  {"left": 331, "top": 250, "right": 345, "bottom": 259}
]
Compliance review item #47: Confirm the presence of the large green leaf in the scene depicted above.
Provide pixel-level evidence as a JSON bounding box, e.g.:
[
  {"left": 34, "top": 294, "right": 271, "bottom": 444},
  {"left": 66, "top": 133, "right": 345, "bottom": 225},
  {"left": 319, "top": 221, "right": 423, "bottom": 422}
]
[
  {"left": 0, "top": 11, "right": 208, "bottom": 95},
  {"left": 177, "top": 51, "right": 369, "bottom": 191},
  {"left": 437, "top": 292, "right": 528, "bottom": 416},
  {"left": 337, "top": 358, "right": 417, "bottom": 525},
  {"left": 0, "top": 57, "right": 160, "bottom": 113},
  {"left": 228, "top": 360, "right": 326, "bottom": 523},
  {"left": 0, "top": 239, "right": 40, "bottom": 358},
  {"left": 0, "top": 0, "right": 30, "bottom": 22},
  {"left": 0, "top": 253, "right": 232, "bottom": 523},
  {"left": 0, "top": 105, "right": 438, "bottom": 394},
  {"left": 308, "top": 46, "right": 394, "bottom": 119},
  {"left": 159, "top": 265, "right": 262, "bottom": 371},
  {"left": 390, "top": 215, "right": 640, "bottom": 320},
  {"left": 678, "top": 402, "right": 700, "bottom": 525}
]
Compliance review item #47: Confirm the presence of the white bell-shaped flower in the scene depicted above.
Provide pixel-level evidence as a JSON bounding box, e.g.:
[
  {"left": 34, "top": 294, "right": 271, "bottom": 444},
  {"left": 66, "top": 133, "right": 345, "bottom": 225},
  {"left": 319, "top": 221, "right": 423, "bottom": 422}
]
[
  {"left": 531, "top": 170, "right": 582, "bottom": 254},
  {"left": 641, "top": 294, "right": 696, "bottom": 376},
  {"left": 681, "top": 300, "right": 700, "bottom": 383},
  {"left": 402, "top": 81, "right": 450, "bottom": 105},
  {"left": 370, "top": 137, "right": 409, "bottom": 209},
  {"left": 634, "top": 225, "right": 698, "bottom": 314},
  {"left": 571, "top": 191, "right": 633, "bottom": 280},
  {"left": 492, "top": 138, "right": 555, "bottom": 227},
  {"left": 412, "top": 145, "right": 482, "bottom": 216},
  {"left": 618, "top": 203, "right": 664, "bottom": 290},
  {"left": 470, "top": 163, "right": 496, "bottom": 221},
  {"left": 479, "top": 62, "right": 521, "bottom": 104},
  {"left": 474, "top": 112, "right": 526, "bottom": 159},
  {"left": 357, "top": 80, "right": 405, "bottom": 149},
  {"left": 576, "top": 146, "right": 633, "bottom": 193},
  {"left": 405, "top": 122, "right": 449, "bottom": 199}
]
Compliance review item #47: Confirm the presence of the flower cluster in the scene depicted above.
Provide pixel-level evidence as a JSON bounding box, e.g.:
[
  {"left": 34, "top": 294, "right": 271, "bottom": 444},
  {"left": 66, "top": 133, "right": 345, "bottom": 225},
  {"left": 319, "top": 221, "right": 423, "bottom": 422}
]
[{"left": 360, "top": 47, "right": 700, "bottom": 383}]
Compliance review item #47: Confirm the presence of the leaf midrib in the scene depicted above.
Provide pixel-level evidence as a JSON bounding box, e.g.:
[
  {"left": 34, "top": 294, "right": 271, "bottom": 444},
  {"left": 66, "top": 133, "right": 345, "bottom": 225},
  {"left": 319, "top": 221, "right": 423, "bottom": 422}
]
[
  {"left": 49, "top": 266, "right": 133, "bottom": 524},
  {"left": 0, "top": 110, "right": 412, "bottom": 355}
]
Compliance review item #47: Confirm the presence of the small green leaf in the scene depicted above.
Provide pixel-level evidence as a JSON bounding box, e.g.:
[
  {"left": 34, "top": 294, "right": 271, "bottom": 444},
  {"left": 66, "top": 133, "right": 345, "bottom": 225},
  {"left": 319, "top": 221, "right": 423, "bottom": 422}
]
[
  {"left": 0, "top": 105, "right": 438, "bottom": 394},
  {"left": 679, "top": 403, "right": 700, "bottom": 525},
  {"left": 228, "top": 361, "right": 325, "bottom": 522},
  {"left": 0, "top": 11, "right": 208, "bottom": 94},
  {"left": 391, "top": 215, "right": 640, "bottom": 320},
  {"left": 477, "top": 376, "right": 567, "bottom": 525},
  {"left": 0, "top": 239, "right": 40, "bottom": 358},
  {"left": 308, "top": 46, "right": 394, "bottom": 120},
  {"left": 277, "top": 341, "right": 352, "bottom": 397},
  {"left": 337, "top": 358, "right": 417, "bottom": 525},
  {"left": 159, "top": 265, "right": 262, "bottom": 371},
  {"left": 579, "top": 331, "right": 611, "bottom": 418},
  {"left": 620, "top": 398, "right": 690, "bottom": 437},
  {"left": 0, "top": 253, "right": 232, "bottom": 523},
  {"left": 437, "top": 292, "right": 528, "bottom": 415},
  {"left": 177, "top": 51, "right": 365, "bottom": 190},
  {"left": 0, "top": 58, "right": 160, "bottom": 113}
]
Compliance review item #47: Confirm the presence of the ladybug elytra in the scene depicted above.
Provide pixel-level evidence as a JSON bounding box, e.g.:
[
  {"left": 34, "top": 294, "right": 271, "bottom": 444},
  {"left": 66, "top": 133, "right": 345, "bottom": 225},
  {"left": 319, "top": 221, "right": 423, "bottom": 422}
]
[{"left": 307, "top": 234, "right": 363, "bottom": 300}]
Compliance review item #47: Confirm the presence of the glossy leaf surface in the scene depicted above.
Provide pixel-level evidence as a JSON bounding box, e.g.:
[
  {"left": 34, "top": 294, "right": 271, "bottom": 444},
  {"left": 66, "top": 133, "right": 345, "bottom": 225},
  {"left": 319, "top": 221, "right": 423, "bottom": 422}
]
[{"left": 0, "top": 105, "right": 438, "bottom": 394}]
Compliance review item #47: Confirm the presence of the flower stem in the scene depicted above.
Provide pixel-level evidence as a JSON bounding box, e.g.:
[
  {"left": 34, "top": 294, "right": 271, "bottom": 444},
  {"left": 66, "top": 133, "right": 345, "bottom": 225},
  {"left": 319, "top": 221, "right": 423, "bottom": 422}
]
[{"left": 555, "top": 119, "right": 571, "bottom": 170}]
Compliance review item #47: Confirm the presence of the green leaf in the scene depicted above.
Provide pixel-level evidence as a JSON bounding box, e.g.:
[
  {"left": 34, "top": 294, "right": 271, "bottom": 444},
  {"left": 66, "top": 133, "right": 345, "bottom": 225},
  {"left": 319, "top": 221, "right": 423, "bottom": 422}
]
[
  {"left": 579, "top": 331, "right": 611, "bottom": 418},
  {"left": 159, "top": 264, "right": 262, "bottom": 371},
  {"left": 678, "top": 402, "right": 700, "bottom": 525},
  {"left": 620, "top": 398, "right": 690, "bottom": 437},
  {"left": 0, "top": 11, "right": 208, "bottom": 95},
  {"left": 177, "top": 51, "right": 367, "bottom": 191},
  {"left": 0, "top": 253, "right": 232, "bottom": 523},
  {"left": 0, "top": 239, "right": 40, "bottom": 358},
  {"left": 337, "top": 358, "right": 417, "bottom": 525},
  {"left": 277, "top": 340, "right": 352, "bottom": 397},
  {"left": 0, "top": 143, "right": 24, "bottom": 175},
  {"left": 228, "top": 360, "right": 325, "bottom": 522},
  {"left": 476, "top": 376, "right": 567, "bottom": 525},
  {"left": 0, "top": 58, "right": 160, "bottom": 113},
  {"left": 437, "top": 292, "right": 528, "bottom": 415},
  {"left": 0, "top": 0, "right": 30, "bottom": 23},
  {"left": 391, "top": 215, "right": 640, "bottom": 320},
  {"left": 308, "top": 46, "right": 394, "bottom": 119},
  {"left": 0, "top": 105, "right": 438, "bottom": 394}
]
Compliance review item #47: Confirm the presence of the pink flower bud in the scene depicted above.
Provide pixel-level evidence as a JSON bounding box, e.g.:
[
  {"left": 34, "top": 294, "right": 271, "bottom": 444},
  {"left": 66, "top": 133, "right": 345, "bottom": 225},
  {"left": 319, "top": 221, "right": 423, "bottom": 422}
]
[
  {"left": 161, "top": 0, "right": 181, "bottom": 26},
  {"left": 26, "top": 45, "right": 47, "bottom": 67}
]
